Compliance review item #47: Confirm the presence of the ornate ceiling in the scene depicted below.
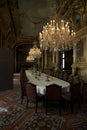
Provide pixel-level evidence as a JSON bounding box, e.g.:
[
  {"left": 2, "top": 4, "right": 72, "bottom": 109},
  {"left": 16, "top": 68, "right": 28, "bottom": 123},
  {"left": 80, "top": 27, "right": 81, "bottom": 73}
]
[
  {"left": 18, "top": 0, "right": 87, "bottom": 36},
  {"left": 18, "top": 0, "right": 56, "bottom": 36},
  {"left": 0, "top": 0, "right": 87, "bottom": 48},
  {"left": 56, "top": 0, "right": 87, "bottom": 31}
]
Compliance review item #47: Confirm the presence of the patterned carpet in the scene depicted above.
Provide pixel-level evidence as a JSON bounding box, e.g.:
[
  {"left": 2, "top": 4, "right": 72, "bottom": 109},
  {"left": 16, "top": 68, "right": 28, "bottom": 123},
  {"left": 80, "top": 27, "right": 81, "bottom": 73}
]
[
  {"left": 19, "top": 112, "right": 65, "bottom": 130},
  {"left": 0, "top": 104, "right": 25, "bottom": 130},
  {"left": 0, "top": 74, "right": 87, "bottom": 130}
]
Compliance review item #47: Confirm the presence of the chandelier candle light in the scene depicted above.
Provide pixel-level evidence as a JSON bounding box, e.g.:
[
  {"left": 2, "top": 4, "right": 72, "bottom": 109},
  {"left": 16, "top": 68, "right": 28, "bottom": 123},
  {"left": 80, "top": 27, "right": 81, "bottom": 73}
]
[
  {"left": 29, "top": 44, "right": 42, "bottom": 59},
  {"left": 39, "top": 18, "right": 76, "bottom": 51},
  {"left": 26, "top": 55, "right": 34, "bottom": 62},
  {"left": 26, "top": 43, "right": 42, "bottom": 75}
]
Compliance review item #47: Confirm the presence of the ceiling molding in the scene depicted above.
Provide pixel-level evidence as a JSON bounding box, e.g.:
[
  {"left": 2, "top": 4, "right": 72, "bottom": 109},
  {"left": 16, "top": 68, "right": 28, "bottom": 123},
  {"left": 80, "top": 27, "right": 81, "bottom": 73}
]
[{"left": 6, "top": 0, "right": 17, "bottom": 36}]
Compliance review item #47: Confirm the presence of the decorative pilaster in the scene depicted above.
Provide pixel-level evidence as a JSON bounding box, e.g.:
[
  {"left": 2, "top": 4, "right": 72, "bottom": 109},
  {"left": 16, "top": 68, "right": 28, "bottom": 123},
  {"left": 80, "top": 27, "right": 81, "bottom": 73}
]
[
  {"left": 41, "top": 50, "right": 44, "bottom": 70},
  {"left": 72, "top": 44, "right": 77, "bottom": 75},
  {"left": 44, "top": 50, "right": 47, "bottom": 69},
  {"left": 52, "top": 50, "right": 55, "bottom": 64},
  {"left": 56, "top": 50, "right": 58, "bottom": 68}
]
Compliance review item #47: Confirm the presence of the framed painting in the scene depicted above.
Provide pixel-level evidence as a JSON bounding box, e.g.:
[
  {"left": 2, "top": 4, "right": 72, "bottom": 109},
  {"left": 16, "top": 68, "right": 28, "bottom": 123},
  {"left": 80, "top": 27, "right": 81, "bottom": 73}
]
[{"left": 76, "top": 40, "right": 84, "bottom": 62}]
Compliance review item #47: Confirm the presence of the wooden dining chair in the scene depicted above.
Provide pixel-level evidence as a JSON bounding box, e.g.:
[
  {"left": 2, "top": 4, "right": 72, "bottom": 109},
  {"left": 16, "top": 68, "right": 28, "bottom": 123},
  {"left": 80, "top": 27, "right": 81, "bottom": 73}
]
[
  {"left": 62, "top": 82, "right": 81, "bottom": 113},
  {"left": 25, "top": 83, "right": 44, "bottom": 113},
  {"left": 45, "top": 84, "right": 62, "bottom": 115},
  {"left": 62, "top": 72, "right": 68, "bottom": 81},
  {"left": 58, "top": 72, "right": 63, "bottom": 79},
  {"left": 55, "top": 71, "right": 59, "bottom": 78},
  {"left": 80, "top": 82, "right": 87, "bottom": 104},
  {"left": 73, "top": 75, "right": 79, "bottom": 85},
  {"left": 67, "top": 74, "right": 73, "bottom": 85},
  {"left": 20, "top": 67, "right": 29, "bottom": 104}
]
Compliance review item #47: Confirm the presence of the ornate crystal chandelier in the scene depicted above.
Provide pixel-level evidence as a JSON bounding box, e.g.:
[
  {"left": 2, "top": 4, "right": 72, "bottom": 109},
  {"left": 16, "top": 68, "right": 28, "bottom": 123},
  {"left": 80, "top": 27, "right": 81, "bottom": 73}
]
[
  {"left": 26, "top": 42, "right": 42, "bottom": 74},
  {"left": 26, "top": 42, "right": 41, "bottom": 63},
  {"left": 26, "top": 55, "right": 34, "bottom": 62},
  {"left": 29, "top": 44, "right": 42, "bottom": 58},
  {"left": 39, "top": 16, "right": 76, "bottom": 51}
]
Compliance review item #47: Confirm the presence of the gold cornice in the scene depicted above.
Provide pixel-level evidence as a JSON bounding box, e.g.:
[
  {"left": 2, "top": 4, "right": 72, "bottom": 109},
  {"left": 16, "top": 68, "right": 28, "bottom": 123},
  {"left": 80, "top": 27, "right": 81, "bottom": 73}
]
[
  {"left": 72, "top": 62, "right": 87, "bottom": 69},
  {"left": 73, "top": 26, "right": 87, "bottom": 43},
  {"left": 17, "top": 36, "right": 34, "bottom": 42},
  {"left": 16, "top": 35, "right": 38, "bottom": 43},
  {"left": 12, "top": 35, "right": 39, "bottom": 48},
  {"left": 76, "top": 26, "right": 87, "bottom": 38}
]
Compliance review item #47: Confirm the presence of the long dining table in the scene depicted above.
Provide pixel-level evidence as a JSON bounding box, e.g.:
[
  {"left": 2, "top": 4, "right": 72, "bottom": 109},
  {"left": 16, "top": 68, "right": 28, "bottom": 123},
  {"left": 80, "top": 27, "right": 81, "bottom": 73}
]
[{"left": 25, "top": 70, "right": 70, "bottom": 95}]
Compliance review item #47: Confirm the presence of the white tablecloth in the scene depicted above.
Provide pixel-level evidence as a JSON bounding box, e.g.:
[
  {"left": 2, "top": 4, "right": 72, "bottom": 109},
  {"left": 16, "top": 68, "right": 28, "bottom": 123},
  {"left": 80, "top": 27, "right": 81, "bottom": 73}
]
[{"left": 25, "top": 70, "right": 70, "bottom": 95}]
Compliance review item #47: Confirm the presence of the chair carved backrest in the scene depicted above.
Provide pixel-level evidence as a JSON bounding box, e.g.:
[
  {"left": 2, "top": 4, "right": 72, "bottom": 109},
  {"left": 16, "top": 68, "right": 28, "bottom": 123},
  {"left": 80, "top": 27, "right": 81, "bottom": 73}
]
[
  {"left": 68, "top": 74, "right": 73, "bottom": 84},
  {"left": 62, "top": 82, "right": 81, "bottom": 113},
  {"left": 81, "top": 82, "right": 87, "bottom": 102},
  {"left": 46, "top": 84, "right": 62, "bottom": 102},
  {"left": 81, "top": 82, "right": 87, "bottom": 93},
  {"left": 70, "top": 83, "right": 81, "bottom": 101},
  {"left": 55, "top": 71, "right": 59, "bottom": 78},
  {"left": 45, "top": 84, "right": 62, "bottom": 115},
  {"left": 53, "top": 71, "right": 57, "bottom": 77},
  {"left": 63, "top": 72, "right": 68, "bottom": 81},
  {"left": 25, "top": 83, "right": 36, "bottom": 101},
  {"left": 73, "top": 75, "right": 79, "bottom": 85},
  {"left": 20, "top": 67, "right": 29, "bottom": 103},
  {"left": 58, "top": 72, "right": 63, "bottom": 79},
  {"left": 25, "top": 83, "right": 44, "bottom": 112},
  {"left": 20, "top": 67, "right": 28, "bottom": 84}
]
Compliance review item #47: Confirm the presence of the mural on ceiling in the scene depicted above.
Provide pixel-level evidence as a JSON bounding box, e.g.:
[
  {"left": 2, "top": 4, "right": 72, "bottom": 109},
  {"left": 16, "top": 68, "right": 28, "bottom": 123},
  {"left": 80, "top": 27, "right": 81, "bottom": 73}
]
[{"left": 18, "top": 0, "right": 56, "bottom": 36}]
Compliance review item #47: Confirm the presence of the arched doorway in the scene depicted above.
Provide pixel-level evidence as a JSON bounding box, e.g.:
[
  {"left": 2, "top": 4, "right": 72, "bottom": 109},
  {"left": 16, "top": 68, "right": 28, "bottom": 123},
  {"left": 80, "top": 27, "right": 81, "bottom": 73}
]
[{"left": 13, "top": 43, "right": 33, "bottom": 72}]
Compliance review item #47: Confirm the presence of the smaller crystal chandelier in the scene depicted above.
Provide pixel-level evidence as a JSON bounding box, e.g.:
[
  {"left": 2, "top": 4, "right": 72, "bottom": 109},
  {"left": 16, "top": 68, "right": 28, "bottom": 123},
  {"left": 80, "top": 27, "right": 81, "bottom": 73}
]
[
  {"left": 29, "top": 44, "right": 42, "bottom": 58},
  {"left": 26, "top": 42, "right": 42, "bottom": 74},
  {"left": 26, "top": 42, "right": 42, "bottom": 63},
  {"left": 39, "top": 16, "right": 76, "bottom": 51},
  {"left": 26, "top": 55, "right": 34, "bottom": 62}
]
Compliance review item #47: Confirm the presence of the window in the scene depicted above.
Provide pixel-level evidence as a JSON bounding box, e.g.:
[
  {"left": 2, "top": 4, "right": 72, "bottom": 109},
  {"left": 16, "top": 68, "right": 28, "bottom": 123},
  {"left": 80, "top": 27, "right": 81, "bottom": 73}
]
[{"left": 61, "top": 52, "right": 65, "bottom": 70}]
